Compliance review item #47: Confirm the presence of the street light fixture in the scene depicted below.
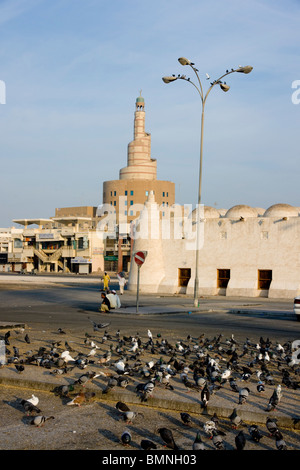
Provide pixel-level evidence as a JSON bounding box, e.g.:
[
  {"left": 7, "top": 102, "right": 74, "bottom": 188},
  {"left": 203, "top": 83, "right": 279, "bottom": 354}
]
[{"left": 162, "top": 58, "right": 253, "bottom": 307}]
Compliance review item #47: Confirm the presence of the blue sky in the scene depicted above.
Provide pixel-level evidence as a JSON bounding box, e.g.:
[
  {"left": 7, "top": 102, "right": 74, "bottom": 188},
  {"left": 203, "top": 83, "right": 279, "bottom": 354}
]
[{"left": 1, "top": 0, "right": 299, "bottom": 227}]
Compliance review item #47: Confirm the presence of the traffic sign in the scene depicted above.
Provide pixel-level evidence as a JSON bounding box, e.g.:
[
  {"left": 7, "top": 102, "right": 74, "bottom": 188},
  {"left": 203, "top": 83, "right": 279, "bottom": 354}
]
[{"left": 134, "top": 251, "right": 147, "bottom": 266}]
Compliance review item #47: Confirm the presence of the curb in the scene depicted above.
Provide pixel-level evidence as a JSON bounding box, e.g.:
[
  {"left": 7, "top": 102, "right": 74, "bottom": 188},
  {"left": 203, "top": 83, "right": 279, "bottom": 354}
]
[{"left": 0, "top": 375, "right": 299, "bottom": 432}]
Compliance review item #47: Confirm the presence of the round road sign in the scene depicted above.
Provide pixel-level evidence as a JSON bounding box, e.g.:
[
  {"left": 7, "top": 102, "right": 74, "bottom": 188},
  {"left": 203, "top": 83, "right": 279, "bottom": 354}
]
[{"left": 134, "top": 251, "right": 146, "bottom": 266}]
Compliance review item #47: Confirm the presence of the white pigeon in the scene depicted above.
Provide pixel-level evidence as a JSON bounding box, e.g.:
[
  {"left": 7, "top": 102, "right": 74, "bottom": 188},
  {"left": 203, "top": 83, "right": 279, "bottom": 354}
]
[
  {"left": 27, "top": 394, "right": 39, "bottom": 406},
  {"left": 61, "top": 351, "right": 75, "bottom": 362},
  {"left": 128, "top": 341, "right": 138, "bottom": 353},
  {"left": 147, "top": 329, "right": 153, "bottom": 340},
  {"left": 221, "top": 367, "right": 231, "bottom": 381},
  {"left": 115, "top": 359, "right": 126, "bottom": 372},
  {"left": 87, "top": 348, "right": 97, "bottom": 357},
  {"left": 203, "top": 420, "right": 217, "bottom": 438}
]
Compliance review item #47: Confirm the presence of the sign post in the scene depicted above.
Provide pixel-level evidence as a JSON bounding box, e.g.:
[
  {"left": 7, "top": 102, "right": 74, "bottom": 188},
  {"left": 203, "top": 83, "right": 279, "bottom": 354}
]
[{"left": 134, "top": 251, "right": 147, "bottom": 313}]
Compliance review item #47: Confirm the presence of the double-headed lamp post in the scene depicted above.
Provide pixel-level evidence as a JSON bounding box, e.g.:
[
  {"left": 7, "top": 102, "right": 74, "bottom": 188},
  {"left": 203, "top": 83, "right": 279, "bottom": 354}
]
[{"left": 162, "top": 58, "right": 253, "bottom": 307}]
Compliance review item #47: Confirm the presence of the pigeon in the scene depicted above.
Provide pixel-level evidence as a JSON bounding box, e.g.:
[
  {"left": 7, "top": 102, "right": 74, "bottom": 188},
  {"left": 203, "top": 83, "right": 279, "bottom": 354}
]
[
  {"left": 4, "top": 331, "right": 10, "bottom": 345},
  {"left": 212, "top": 430, "right": 225, "bottom": 450},
  {"left": 15, "top": 364, "right": 25, "bottom": 374},
  {"left": 229, "top": 378, "right": 239, "bottom": 393},
  {"left": 26, "top": 394, "right": 39, "bottom": 406},
  {"left": 147, "top": 329, "right": 153, "bottom": 343},
  {"left": 249, "top": 424, "right": 263, "bottom": 443},
  {"left": 141, "top": 439, "right": 157, "bottom": 450},
  {"left": 182, "top": 374, "right": 201, "bottom": 392},
  {"left": 257, "top": 381, "right": 265, "bottom": 393},
  {"left": 66, "top": 392, "right": 92, "bottom": 407},
  {"left": 203, "top": 420, "right": 217, "bottom": 438},
  {"left": 74, "top": 371, "right": 100, "bottom": 386},
  {"left": 87, "top": 348, "right": 97, "bottom": 357},
  {"left": 266, "top": 385, "right": 282, "bottom": 412},
  {"left": 64, "top": 340, "right": 75, "bottom": 351},
  {"left": 266, "top": 417, "right": 279, "bottom": 437},
  {"left": 238, "top": 387, "right": 250, "bottom": 405},
  {"left": 121, "top": 429, "right": 132, "bottom": 446},
  {"left": 158, "top": 427, "right": 179, "bottom": 450},
  {"left": 52, "top": 384, "right": 74, "bottom": 397},
  {"left": 88, "top": 318, "right": 110, "bottom": 331},
  {"left": 193, "top": 432, "right": 205, "bottom": 450},
  {"left": 220, "top": 366, "right": 231, "bottom": 383},
  {"left": 201, "top": 384, "right": 210, "bottom": 408},
  {"left": 275, "top": 430, "right": 287, "bottom": 450},
  {"left": 57, "top": 328, "right": 66, "bottom": 334},
  {"left": 24, "top": 334, "right": 30, "bottom": 344},
  {"left": 139, "top": 379, "right": 155, "bottom": 402},
  {"left": 116, "top": 401, "right": 130, "bottom": 413},
  {"left": 229, "top": 408, "right": 247, "bottom": 429},
  {"left": 13, "top": 346, "right": 20, "bottom": 358},
  {"left": 180, "top": 412, "right": 192, "bottom": 426},
  {"left": 121, "top": 410, "right": 143, "bottom": 424},
  {"left": 235, "top": 430, "right": 246, "bottom": 450},
  {"left": 20, "top": 399, "right": 41, "bottom": 415},
  {"left": 30, "top": 415, "right": 54, "bottom": 427},
  {"left": 102, "top": 376, "right": 118, "bottom": 394},
  {"left": 60, "top": 351, "right": 76, "bottom": 363}
]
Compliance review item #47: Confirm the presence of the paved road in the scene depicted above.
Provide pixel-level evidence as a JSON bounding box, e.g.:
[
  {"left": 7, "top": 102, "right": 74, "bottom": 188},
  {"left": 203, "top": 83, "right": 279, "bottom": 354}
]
[{"left": 0, "top": 277, "right": 298, "bottom": 345}]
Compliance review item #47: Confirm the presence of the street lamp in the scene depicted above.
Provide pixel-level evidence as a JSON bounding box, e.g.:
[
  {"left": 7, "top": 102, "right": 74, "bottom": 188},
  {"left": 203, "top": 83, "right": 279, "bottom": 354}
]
[{"left": 162, "top": 58, "right": 253, "bottom": 307}]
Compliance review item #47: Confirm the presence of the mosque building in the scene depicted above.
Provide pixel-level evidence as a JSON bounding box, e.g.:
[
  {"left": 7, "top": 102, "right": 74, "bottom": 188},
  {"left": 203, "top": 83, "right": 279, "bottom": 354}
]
[{"left": 127, "top": 192, "right": 300, "bottom": 300}]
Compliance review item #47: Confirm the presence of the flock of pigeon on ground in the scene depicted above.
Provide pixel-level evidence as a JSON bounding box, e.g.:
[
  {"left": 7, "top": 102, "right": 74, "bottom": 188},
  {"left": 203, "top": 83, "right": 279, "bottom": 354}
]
[{"left": 1, "top": 317, "right": 300, "bottom": 451}]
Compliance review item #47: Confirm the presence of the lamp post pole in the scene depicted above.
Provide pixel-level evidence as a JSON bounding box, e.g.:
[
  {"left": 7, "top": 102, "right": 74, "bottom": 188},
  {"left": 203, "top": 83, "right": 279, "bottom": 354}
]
[{"left": 162, "top": 60, "right": 253, "bottom": 307}]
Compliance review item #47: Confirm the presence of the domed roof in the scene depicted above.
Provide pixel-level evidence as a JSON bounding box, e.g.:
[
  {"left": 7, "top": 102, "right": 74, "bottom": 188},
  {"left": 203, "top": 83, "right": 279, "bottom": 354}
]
[
  {"left": 136, "top": 96, "right": 144, "bottom": 102},
  {"left": 191, "top": 206, "right": 221, "bottom": 219},
  {"left": 225, "top": 204, "right": 258, "bottom": 218},
  {"left": 263, "top": 203, "right": 299, "bottom": 218}
]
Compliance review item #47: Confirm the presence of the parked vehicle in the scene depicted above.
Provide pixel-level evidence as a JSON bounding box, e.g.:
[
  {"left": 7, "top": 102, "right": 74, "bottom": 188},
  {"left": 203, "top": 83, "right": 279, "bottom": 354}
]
[{"left": 294, "top": 297, "right": 300, "bottom": 321}]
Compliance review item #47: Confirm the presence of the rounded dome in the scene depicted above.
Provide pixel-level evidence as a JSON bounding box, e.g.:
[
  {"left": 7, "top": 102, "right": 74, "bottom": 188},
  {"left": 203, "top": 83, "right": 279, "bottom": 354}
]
[
  {"left": 263, "top": 203, "right": 299, "bottom": 218},
  {"left": 225, "top": 204, "right": 258, "bottom": 218},
  {"left": 136, "top": 96, "right": 144, "bottom": 103},
  {"left": 192, "top": 206, "right": 220, "bottom": 219}
]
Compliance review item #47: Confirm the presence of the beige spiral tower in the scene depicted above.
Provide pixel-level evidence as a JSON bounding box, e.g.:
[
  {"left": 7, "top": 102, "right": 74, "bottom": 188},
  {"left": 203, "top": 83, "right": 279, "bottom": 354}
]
[{"left": 102, "top": 93, "right": 175, "bottom": 225}]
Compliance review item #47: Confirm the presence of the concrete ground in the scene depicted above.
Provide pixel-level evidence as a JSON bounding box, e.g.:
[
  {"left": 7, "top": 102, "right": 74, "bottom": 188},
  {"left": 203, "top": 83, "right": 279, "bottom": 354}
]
[{"left": 0, "top": 273, "right": 299, "bottom": 453}]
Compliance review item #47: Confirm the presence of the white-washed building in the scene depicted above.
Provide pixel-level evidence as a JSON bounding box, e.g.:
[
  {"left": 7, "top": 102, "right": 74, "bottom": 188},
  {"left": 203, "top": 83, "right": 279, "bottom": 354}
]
[{"left": 128, "top": 193, "right": 300, "bottom": 299}]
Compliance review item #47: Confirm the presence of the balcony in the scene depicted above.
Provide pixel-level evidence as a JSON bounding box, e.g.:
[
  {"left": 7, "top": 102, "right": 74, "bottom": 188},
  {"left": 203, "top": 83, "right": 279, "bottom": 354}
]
[{"left": 62, "top": 247, "right": 76, "bottom": 258}]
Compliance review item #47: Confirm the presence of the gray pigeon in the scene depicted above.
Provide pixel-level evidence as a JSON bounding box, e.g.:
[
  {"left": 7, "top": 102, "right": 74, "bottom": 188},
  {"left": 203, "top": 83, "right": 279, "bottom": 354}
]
[
  {"left": 30, "top": 415, "right": 54, "bottom": 427},
  {"left": 266, "top": 417, "right": 279, "bottom": 437},
  {"left": 249, "top": 424, "right": 263, "bottom": 443},
  {"left": 238, "top": 387, "right": 250, "bottom": 405},
  {"left": 193, "top": 432, "right": 205, "bottom": 450},
  {"left": 275, "top": 430, "right": 287, "bottom": 450},
  {"left": 229, "top": 408, "right": 247, "bottom": 429},
  {"left": 121, "top": 429, "right": 132, "bottom": 446},
  {"left": 212, "top": 430, "right": 225, "bottom": 450},
  {"left": 266, "top": 385, "right": 282, "bottom": 412}
]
